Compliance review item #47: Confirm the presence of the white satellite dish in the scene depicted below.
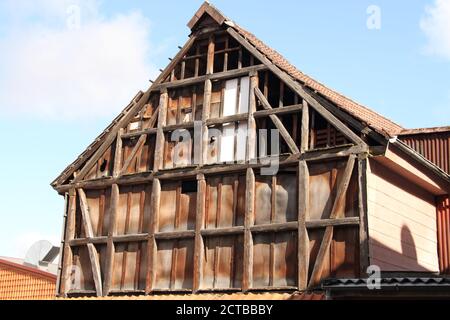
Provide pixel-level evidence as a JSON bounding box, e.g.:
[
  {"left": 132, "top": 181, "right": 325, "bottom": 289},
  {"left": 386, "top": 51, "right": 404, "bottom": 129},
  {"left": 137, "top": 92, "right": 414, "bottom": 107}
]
[{"left": 24, "top": 240, "right": 53, "bottom": 267}]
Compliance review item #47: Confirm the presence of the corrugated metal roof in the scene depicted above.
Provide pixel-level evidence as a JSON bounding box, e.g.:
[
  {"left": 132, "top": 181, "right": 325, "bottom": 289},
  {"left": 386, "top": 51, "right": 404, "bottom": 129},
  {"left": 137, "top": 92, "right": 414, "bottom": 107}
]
[
  {"left": 323, "top": 277, "right": 450, "bottom": 288},
  {"left": 0, "top": 258, "right": 56, "bottom": 300}
]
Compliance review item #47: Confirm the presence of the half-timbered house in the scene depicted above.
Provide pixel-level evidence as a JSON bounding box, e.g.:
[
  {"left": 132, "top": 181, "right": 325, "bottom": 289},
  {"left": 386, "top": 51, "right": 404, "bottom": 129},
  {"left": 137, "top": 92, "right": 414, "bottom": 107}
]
[{"left": 52, "top": 2, "right": 450, "bottom": 300}]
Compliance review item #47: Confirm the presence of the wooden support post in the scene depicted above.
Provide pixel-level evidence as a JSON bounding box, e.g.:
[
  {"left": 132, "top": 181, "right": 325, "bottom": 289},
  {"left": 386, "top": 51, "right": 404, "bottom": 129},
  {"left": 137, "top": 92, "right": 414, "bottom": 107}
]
[
  {"left": 254, "top": 87, "right": 300, "bottom": 154},
  {"left": 298, "top": 161, "right": 310, "bottom": 290},
  {"left": 207, "top": 35, "right": 215, "bottom": 75},
  {"left": 194, "top": 174, "right": 206, "bottom": 292},
  {"left": 103, "top": 183, "right": 119, "bottom": 296},
  {"left": 60, "top": 189, "right": 76, "bottom": 297},
  {"left": 146, "top": 179, "right": 161, "bottom": 294},
  {"left": 247, "top": 72, "right": 258, "bottom": 162},
  {"left": 301, "top": 100, "right": 310, "bottom": 154},
  {"left": 358, "top": 156, "right": 370, "bottom": 277},
  {"left": 202, "top": 79, "right": 212, "bottom": 166},
  {"left": 55, "top": 193, "right": 69, "bottom": 296},
  {"left": 308, "top": 155, "right": 356, "bottom": 288},
  {"left": 154, "top": 90, "right": 169, "bottom": 172},
  {"left": 243, "top": 168, "right": 255, "bottom": 291}
]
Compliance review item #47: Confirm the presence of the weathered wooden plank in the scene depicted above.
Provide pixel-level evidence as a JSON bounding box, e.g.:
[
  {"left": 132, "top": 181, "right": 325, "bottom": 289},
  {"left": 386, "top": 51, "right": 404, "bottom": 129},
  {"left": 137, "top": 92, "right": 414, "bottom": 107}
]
[
  {"left": 194, "top": 175, "right": 206, "bottom": 292},
  {"left": 87, "top": 243, "right": 103, "bottom": 296},
  {"left": 152, "top": 65, "right": 267, "bottom": 91},
  {"left": 243, "top": 168, "right": 255, "bottom": 291},
  {"left": 247, "top": 73, "right": 258, "bottom": 162},
  {"left": 254, "top": 87, "right": 300, "bottom": 154},
  {"left": 60, "top": 190, "right": 77, "bottom": 296},
  {"left": 56, "top": 193, "right": 68, "bottom": 296},
  {"left": 358, "top": 157, "right": 370, "bottom": 276},
  {"left": 306, "top": 217, "right": 360, "bottom": 229},
  {"left": 119, "top": 134, "right": 147, "bottom": 176},
  {"left": 154, "top": 91, "right": 169, "bottom": 172},
  {"left": 254, "top": 104, "right": 302, "bottom": 119},
  {"left": 308, "top": 155, "right": 356, "bottom": 288},
  {"left": 103, "top": 184, "right": 119, "bottom": 296},
  {"left": 201, "top": 227, "right": 245, "bottom": 237},
  {"left": 77, "top": 189, "right": 94, "bottom": 238},
  {"left": 301, "top": 100, "right": 310, "bottom": 153},
  {"left": 113, "top": 129, "right": 124, "bottom": 177},
  {"left": 250, "top": 222, "right": 297, "bottom": 234},
  {"left": 146, "top": 179, "right": 160, "bottom": 293},
  {"left": 298, "top": 160, "right": 309, "bottom": 290}
]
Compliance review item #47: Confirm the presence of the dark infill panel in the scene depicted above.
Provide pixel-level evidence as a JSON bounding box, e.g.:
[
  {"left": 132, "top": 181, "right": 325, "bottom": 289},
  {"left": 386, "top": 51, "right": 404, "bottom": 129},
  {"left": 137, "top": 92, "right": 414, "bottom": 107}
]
[
  {"left": 155, "top": 239, "right": 195, "bottom": 290},
  {"left": 85, "top": 189, "right": 111, "bottom": 237},
  {"left": 111, "top": 242, "right": 148, "bottom": 292},
  {"left": 116, "top": 184, "right": 152, "bottom": 235},
  {"left": 71, "top": 246, "right": 94, "bottom": 291},
  {"left": 205, "top": 175, "right": 245, "bottom": 229},
  {"left": 308, "top": 227, "right": 359, "bottom": 282},
  {"left": 159, "top": 181, "right": 197, "bottom": 232},
  {"left": 308, "top": 160, "right": 358, "bottom": 221},
  {"left": 252, "top": 231, "right": 298, "bottom": 288},
  {"left": 202, "top": 235, "right": 244, "bottom": 290}
]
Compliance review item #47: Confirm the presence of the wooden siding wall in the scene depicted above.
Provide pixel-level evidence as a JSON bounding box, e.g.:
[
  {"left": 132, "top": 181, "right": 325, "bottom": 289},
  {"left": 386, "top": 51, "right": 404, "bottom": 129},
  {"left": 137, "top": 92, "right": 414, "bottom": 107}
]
[
  {"left": 57, "top": 28, "right": 371, "bottom": 297},
  {"left": 367, "top": 160, "right": 439, "bottom": 272}
]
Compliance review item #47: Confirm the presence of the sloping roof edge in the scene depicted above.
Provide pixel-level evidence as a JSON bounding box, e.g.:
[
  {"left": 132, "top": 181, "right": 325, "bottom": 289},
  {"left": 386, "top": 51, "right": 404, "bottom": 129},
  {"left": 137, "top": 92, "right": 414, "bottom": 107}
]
[
  {"left": 400, "top": 126, "right": 450, "bottom": 136},
  {"left": 0, "top": 258, "right": 57, "bottom": 282}
]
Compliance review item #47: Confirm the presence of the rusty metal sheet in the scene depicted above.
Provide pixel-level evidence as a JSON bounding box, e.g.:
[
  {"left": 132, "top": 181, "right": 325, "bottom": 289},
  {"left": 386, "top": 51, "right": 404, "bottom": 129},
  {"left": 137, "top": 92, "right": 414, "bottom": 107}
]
[
  {"left": 438, "top": 196, "right": 450, "bottom": 274},
  {"left": 401, "top": 130, "right": 450, "bottom": 174}
]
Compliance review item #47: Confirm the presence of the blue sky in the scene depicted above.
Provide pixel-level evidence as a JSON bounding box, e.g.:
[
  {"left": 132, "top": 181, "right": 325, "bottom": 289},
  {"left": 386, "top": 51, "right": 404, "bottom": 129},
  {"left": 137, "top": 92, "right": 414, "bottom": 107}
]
[{"left": 0, "top": 0, "right": 449, "bottom": 258}]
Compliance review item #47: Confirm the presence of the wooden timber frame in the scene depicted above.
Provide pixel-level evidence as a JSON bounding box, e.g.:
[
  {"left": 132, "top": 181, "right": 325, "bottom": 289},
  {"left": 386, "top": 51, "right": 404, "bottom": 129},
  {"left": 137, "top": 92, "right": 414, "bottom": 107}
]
[{"left": 55, "top": 8, "right": 374, "bottom": 298}]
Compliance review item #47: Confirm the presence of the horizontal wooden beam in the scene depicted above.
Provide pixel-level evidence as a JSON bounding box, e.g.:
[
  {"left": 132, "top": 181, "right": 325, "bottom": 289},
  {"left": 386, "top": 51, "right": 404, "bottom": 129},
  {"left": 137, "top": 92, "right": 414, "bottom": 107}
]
[
  {"left": 206, "top": 113, "right": 248, "bottom": 126},
  {"left": 201, "top": 227, "right": 245, "bottom": 237},
  {"left": 251, "top": 222, "right": 298, "bottom": 233},
  {"left": 56, "top": 145, "right": 367, "bottom": 193},
  {"left": 121, "top": 128, "right": 157, "bottom": 140},
  {"left": 306, "top": 217, "right": 360, "bottom": 229},
  {"left": 254, "top": 104, "right": 303, "bottom": 119},
  {"left": 152, "top": 65, "right": 267, "bottom": 91},
  {"left": 154, "top": 230, "right": 195, "bottom": 240}
]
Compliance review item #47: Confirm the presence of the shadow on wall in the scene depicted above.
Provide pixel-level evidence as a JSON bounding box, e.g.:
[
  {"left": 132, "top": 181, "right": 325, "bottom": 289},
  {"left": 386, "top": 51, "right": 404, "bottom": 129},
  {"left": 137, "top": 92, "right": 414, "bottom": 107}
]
[{"left": 369, "top": 225, "right": 432, "bottom": 273}]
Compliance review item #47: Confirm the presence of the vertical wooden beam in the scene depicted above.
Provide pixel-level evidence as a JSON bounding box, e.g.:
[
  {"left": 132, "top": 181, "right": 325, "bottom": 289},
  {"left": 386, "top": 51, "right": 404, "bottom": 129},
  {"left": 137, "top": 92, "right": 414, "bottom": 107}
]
[
  {"left": 301, "top": 100, "right": 310, "bottom": 154},
  {"left": 206, "top": 35, "right": 215, "bottom": 75},
  {"left": 78, "top": 189, "right": 94, "bottom": 238},
  {"left": 202, "top": 79, "right": 212, "bottom": 166},
  {"left": 146, "top": 179, "right": 161, "bottom": 294},
  {"left": 103, "top": 183, "right": 119, "bottom": 296},
  {"left": 358, "top": 156, "right": 370, "bottom": 277},
  {"left": 298, "top": 160, "right": 310, "bottom": 290},
  {"left": 247, "top": 72, "right": 258, "bottom": 162},
  {"left": 243, "top": 168, "right": 255, "bottom": 291},
  {"left": 56, "top": 193, "right": 68, "bottom": 296},
  {"left": 194, "top": 174, "right": 206, "bottom": 292},
  {"left": 60, "top": 189, "right": 76, "bottom": 297},
  {"left": 279, "top": 82, "right": 284, "bottom": 108},
  {"left": 154, "top": 90, "right": 169, "bottom": 172}
]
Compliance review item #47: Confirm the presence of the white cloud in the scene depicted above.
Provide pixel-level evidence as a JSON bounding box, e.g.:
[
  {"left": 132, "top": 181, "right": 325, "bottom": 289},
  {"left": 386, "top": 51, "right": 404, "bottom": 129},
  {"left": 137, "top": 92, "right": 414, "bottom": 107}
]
[
  {"left": 0, "top": 0, "right": 157, "bottom": 119},
  {"left": 420, "top": 0, "right": 450, "bottom": 59}
]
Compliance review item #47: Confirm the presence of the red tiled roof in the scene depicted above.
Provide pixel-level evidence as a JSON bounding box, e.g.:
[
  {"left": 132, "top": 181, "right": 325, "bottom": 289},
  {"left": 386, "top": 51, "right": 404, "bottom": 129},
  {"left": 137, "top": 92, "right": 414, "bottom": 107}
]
[{"left": 0, "top": 259, "right": 56, "bottom": 300}]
